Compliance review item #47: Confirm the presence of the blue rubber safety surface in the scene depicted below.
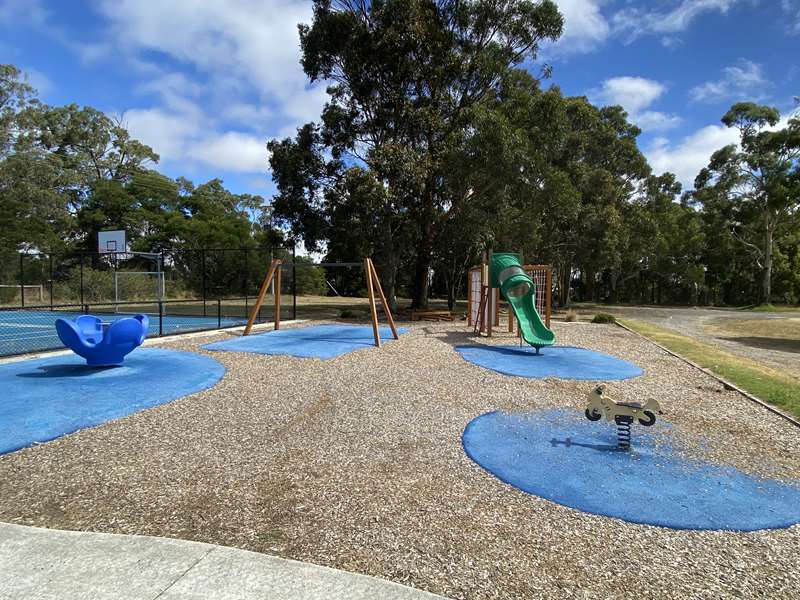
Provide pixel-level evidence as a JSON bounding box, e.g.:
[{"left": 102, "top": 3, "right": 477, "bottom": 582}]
[
  {"left": 0, "top": 309, "right": 245, "bottom": 357},
  {"left": 462, "top": 409, "right": 800, "bottom": 531},
  {"left": 0, "top": 348, "right": 225, "bottom": 455},
  {"left": 203, "top": 324, "right": 408, "bottom": 359},
  {"left": 454, "top": 345, "right": 643, "bottom": 380}
]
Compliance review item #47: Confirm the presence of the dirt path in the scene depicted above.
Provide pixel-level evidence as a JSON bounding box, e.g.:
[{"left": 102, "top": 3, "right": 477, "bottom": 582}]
[{"left": 580, "top": 305, "right": 800, "bottom": 377}]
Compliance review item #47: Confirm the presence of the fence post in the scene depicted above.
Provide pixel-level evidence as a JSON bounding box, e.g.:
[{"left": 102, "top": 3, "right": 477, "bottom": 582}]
[
  {"left": 292, "top": 245, "right": 297, "bottom": 320},
  {"left": 201, "top": 249, "right": 207, "bottom": 317},
  {"left": 217, "top": 298, "right": 222, "bottom": 328},
  {"left": 243, "top": 248, "right": 248, "bottom": 320},
  {"left": 79, "top": 254, "right": 85, "bottom": 307},
  {"left": 49, "top": 254, "right": 54, "bottom": 310},
  {"left": 158, "top": 301, "right": 164, "bottom": 336},
  {"left": 19, "top": 253, "right": 24, "bottom": 308}
]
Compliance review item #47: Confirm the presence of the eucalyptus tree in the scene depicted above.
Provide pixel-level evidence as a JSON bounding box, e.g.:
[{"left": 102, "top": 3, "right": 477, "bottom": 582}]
[
  {"left": 693, "top": 103, "right": 800, "bottom": 303},
  {"left": 0, "top": 64, "right": 36, "bottom": 157},
  {"left": 0, "top": 65, "right": 69, "bottom": 252},
  {"left": 280, "top": 0, "right": 564, "bottom": 307}
]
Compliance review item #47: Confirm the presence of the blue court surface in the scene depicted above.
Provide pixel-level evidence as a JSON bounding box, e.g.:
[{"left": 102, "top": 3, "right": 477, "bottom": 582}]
[
  {"left": 0, "top": 348, "right": 224, "bottom": 455},
  {"left": 0, "top": 310, "right": 244, "bottom": 356},
  {"left": 203, "top": 323, "right": 408, "bottom": 359},
  {"left": 454, "top": 345, "right": 643, "bottom": 380},
  {"left": 463, "top": 409, "right": 800, "bottom": 531}
]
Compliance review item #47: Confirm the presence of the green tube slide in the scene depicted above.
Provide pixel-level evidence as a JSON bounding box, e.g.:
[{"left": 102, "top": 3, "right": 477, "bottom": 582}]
[{"left": 490, "top": 253, "right": 555, "bottom": 352}]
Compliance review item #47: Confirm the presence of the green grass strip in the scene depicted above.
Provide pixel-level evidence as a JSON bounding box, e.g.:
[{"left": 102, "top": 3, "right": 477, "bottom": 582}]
[
  {"left": 746, "top": 304, "right": 800, "bottom": 313},
  {"left": 619, "top": 318, "right": 800, "bottom": 419}
]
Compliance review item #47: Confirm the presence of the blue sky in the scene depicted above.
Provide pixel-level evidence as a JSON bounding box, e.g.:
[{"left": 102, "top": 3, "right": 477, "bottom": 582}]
[{"left": 2, "top": 0, "right": 798, "bottom": 196}]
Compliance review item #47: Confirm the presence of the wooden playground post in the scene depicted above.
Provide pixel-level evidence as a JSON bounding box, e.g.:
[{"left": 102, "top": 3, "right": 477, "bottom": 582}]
[
  {"left": 487, "top": 251, "right": 493, "bottom": 337},
  {"left": 363, "top": 258, "right": 381, "bottom": 347},
  {"left": 545, "top": 267, "right": 552, "bottom": 328},
  {"left": 474, "top": 285, "right": 488, "bottom": 334},
  {"left": 467, "top": 271, "right": 473, "bottom": 327},
  {"left": 275, "top": 262, "right": 282, "bottom": 330},
  {"left": 243, "top": 259, "right": 281, "bottom": 336},
  {"left": 367, "top": 258, "right": 399, "bottom": 343}
]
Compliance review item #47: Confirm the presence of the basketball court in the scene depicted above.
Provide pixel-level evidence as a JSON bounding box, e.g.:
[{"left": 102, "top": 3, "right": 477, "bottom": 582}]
[{"left": 0, "top": 309, "right": 244, "bottom": 356}]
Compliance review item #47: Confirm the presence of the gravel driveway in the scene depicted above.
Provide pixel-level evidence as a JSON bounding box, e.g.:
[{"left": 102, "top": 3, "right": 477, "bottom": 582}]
[{"left": 577, "top": 305, "right": 800, "bottom": 376}]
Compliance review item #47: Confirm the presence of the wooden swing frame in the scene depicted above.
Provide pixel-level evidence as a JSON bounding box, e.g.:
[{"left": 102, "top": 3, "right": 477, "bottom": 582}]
[
  {"left": 243, "top": 257, "right": 398, "bottom": 348},
  {"left": 363, "top": 257, "right": 399, "bottom": 347},
  {"left": 243, "top": 258, "right": 282, "bottom": 336}
]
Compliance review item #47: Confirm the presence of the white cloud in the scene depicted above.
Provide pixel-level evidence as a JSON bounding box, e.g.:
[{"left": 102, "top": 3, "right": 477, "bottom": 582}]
[
  {"left": 21, "top": 67, "right": 52, "bottom": 96},
  {"left": 122, "top": 102, "right": 267, "bottom": 173},
  {"left": 613, "top": 0, "right": 741, "bottom": 42},
  {"left": 646, "top": 125, "right": 739, "bottom": 190},
  {"left": 590, "top": 76, "right": 682, "bottom": 132},
  {"left": 187, "top": 132, "right": 267, "bottom": 173},
  {"left": 592, "top": 77, "right": 666, "bottom": 114},
  {"left": 781, "top": 0, "right": 800, "bottom": 33},
  {"left": 0, "top": 0, "right": 50, "bottom": 28},
  {"left": 80, "top": 0, "right": 328, "bottom": 178},
  {"left": 75, "top": 42, "right": 114, "bottom": 65},
  {"left": 549, "top": 0, "right": 610, "bottom": 54},
  {"left": 689, "top": 59, "right": 769, "bottom": 103},
  {"left": 646, "top": 112, "right": 795, "bottom": 190},
  {"left": 636, "top": 111, "right": 684, "bottom": 131},
  {"left": 94, "top": 0, "right": 326, "bottom": 125},
  {"left": 122, "top": 107, "right": 201, "bottom": 162}
]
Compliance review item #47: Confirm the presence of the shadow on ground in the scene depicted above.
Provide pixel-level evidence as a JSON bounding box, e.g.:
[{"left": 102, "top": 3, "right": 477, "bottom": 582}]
[
  {"left": 16, "top": 364, "right": 120, "bottom": 378},
  {"left": 718, "top": 336, "right": 800, "bottom": 355},
  {"left": 425, "top": 327, "right": 483, "bottom": 348}
]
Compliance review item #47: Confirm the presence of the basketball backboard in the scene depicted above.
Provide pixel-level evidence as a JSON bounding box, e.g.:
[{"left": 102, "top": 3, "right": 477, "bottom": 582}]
[{"left": 98, "top": 230, "right": 127, "bottom": 253}]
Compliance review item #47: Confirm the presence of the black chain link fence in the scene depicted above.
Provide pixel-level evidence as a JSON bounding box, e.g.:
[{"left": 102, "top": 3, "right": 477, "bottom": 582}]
[{"left": 0, "top": 246, "right": 298, "bottom": 357}]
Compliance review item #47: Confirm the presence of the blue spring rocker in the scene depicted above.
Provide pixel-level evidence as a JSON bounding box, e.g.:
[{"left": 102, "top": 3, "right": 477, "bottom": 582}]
[{"left": 55, "top": 314, "right": 149, "bottom": 366}]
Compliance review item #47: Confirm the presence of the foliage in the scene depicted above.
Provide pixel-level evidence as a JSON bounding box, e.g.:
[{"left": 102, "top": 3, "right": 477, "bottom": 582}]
[
  {"left": 2, "top": 50, "right": 800, "bottom": 311},
  {"left": 272, "top": 0, "right": 564, "bottom": 308},
  {"left": 292, "top": 256, "right": 328, "bottom": 296},
  {"left": 692, "top": 103, "right": 800, "bottom": 303},
  {"left": 591, "top": 313, "right": 616, "bottom": 324}
]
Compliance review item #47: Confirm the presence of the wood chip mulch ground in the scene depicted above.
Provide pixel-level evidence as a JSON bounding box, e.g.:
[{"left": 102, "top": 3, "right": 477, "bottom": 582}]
[{"left": 1, "top": 321, "right": 798, "bottom": 599}]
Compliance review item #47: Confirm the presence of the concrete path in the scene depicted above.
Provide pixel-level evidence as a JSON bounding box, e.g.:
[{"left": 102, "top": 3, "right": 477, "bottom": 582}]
[{"left": 0, "top": 522, "right": 446, "bottom": 600}]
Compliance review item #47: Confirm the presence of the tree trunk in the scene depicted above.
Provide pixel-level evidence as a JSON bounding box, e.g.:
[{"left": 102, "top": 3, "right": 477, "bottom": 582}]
[
  {"left": 374, "top": 207, "right": 400, "bottom": 311},
  {"left": 411, "top": 206, "right": 435, "bottom": 309},
  {"left": 763, "top": 217, "right": 773, "bottom": 304},
  {"left": 609, "top": 272, "right": 619, "bottom": 304},
  {"left": 560, "top": 264, "right": 572, "bottom": 307},
  {"left": 411, "top": 246, "right": 432, "bottom": 309},
  {"left": 585, "top": 270, "right": 596, "bottom": 303}
]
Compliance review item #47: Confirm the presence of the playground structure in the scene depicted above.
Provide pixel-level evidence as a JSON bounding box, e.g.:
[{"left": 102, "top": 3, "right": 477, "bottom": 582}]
[
  {"left": 55, "top": 313, "right": 149, "bottom": 366},
  {"left": 244, "top": 257, "right": 398, "bottom": 348},
  {"left": 584, "top": 384, "right": 662, "bottom": 449},
  {"left": 468, "top": 252, "right": 554, "bottom": 351}
]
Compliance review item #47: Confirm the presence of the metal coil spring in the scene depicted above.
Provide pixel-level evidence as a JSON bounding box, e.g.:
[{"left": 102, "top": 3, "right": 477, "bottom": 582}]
[{"left": 615, "top": 415, "right": 633, "bottom": 450}]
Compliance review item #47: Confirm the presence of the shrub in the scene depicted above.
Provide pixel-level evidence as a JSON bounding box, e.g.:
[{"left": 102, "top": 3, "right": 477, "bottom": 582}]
[
  {"left": 294, "top": 262, "right": 328, "bottom": 296},
  {"left": 0, "top": 286, "right": 17, "bottom": 304},
  {"left": 564, "top": 309, "right": 578, "bottom": 322},
  {"left": 339, "top": 308, "right": 365, "bottom": 319},
  {"left": 592, "top": 313, "right": 616, "bottom": 324}
]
